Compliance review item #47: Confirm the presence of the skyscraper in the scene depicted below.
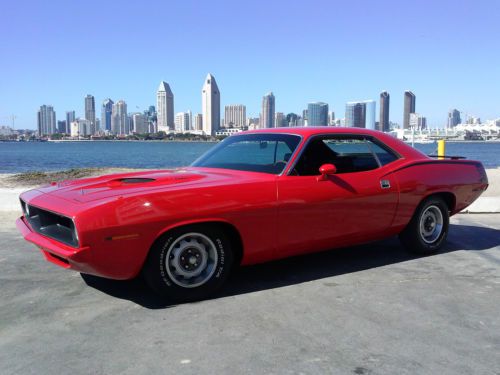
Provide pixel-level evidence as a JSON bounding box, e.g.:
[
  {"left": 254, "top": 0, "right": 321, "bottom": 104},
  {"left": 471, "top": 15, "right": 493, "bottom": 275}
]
[
  {"left": 101, "top": 99, "right": 114, "bottom": 132},
  {"left": 84, "top": 94, "right": 96, "bottom": 134},
  {"left": 345, "top": 102, "right": 366, "bottom": 128},
  {"left": 307, "top": 102, "right": 329, "bottom": 126},
  {"left": 379, "top": 91, "right": 390, "bottom": 132},
  {"left": 156, "top": 81, "right": 174, "bottom": 132},
  {"left": 261, "top": 92, "right": 275, "bottom": 128},
  {"left": 345, "top": 100, "right": 375, "bottom": 129},
  {"left": 111, "top": 100, "right": 127, "bottom": 135},
  {"left": 201, "top": 73, "right": 220, "bottom": 136},
  {"left": 364, "top": 100, "right": 376, "bottom": 130},
  {"left": 286, "top": 113, "right": 299, "bottom": 127},
  {"left": 194, "top": 114, "right": 203, "bottom": 131},
  {"left": 175, "top": 112, "right": 191, "bottom": 132},
  {"left": 328, "top": 111, "right": 336, "bottom": 126},
  {"left": 447, "top": 109, "right": 461, "bottom": 127},
  {"left": 37, "top": 105, "right": 56, "bottom": 135},
  {"left": 57, "top": 120, "right": 66, "bottom": 133},
  {"left": 65, "top": 110, "right": 75, "bottom": 134},
  {"left": 403, "top": 91, "right": 416, "bottom": 129},
  {"left": 224, "top": 105, "right": 246, "bottom": 128},
  {"left": 132, "top": 113, "right": 148, "bottom": 134},
  {"left": 275, "top": 112, "right": 287, "bottom": 127}
]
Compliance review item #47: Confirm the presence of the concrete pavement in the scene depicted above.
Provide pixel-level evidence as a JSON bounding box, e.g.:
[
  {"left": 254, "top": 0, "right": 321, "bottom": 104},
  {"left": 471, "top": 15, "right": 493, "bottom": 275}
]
[{"left": 0, "top": 212, "right": 499, "bottom": 374}]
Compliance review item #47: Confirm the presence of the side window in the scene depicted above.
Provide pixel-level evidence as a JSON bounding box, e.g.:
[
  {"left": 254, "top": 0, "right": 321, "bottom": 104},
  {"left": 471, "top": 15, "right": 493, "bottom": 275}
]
[
  {"left": 368, "top": 141, "right": 398, "bottom": 166},
  {"left": 292, "top": 136, "right": 398, "bottom": 176},
  {"left": 324, "top": 138, "right": 379, "bottom": 173},
  {"left": 276, "top": 141, "right": 293, "bottom": 162}
]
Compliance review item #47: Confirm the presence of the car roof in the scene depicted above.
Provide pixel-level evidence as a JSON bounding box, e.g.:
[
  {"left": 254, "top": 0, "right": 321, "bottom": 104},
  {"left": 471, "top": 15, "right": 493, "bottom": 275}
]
[{"left": 242, "top": 126, "right": 381, "bottom": 136}]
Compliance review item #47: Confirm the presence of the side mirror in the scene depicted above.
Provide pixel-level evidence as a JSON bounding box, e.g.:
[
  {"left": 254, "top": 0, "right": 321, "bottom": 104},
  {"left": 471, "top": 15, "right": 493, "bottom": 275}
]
[{"left": 318, "top": 163, "right": 337, "bottom": 181}]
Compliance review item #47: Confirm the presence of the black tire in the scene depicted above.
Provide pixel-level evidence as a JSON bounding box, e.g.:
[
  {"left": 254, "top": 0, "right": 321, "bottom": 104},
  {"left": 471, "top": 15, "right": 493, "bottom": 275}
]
[
  {"left": 399, "top": 196, "right": 450, "bottom": 255},
  {"left": 143, "top": 224, "right": 233, "bottom": 302}
]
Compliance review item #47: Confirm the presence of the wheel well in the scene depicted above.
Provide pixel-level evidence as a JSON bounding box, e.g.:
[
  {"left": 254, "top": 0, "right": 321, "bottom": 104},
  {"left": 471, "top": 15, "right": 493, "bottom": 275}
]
[
  {"left": 428, "top": 192, "right": 456, "bottom": 212},
  {"left": 153, "top": 221, "right": 244, "bottom": 266}
]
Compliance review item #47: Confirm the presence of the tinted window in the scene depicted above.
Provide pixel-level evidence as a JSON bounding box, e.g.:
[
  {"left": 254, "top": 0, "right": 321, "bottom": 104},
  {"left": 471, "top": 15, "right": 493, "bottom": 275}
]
[
  {"left": 292, "top": 136, "right": 398, "bottom": 176},
  {"left": 368, "top": 141, "right": 398, "bottom": 166},
  {"left": 192, "top": 133, "right": 301, "bottom": 174}
]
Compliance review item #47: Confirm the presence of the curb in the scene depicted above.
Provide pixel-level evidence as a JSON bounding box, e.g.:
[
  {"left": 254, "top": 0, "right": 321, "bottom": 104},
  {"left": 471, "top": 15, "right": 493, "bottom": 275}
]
[{"left": 460, "top": 197, "right": 500, "bottom": 214}]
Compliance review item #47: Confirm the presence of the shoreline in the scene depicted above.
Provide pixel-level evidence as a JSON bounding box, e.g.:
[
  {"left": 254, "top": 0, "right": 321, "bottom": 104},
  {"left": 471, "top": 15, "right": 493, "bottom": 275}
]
[
  {"left": 0, "top": 167, "right": 498, "bottom": 213},
  {"left": 0, "top": 139, "right": 219, "bottom": 143}
]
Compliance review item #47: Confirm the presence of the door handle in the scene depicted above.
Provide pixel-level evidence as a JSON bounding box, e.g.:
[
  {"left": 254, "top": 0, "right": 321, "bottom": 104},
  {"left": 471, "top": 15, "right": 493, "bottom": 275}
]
[{"left": 380, "top": 180, "right": 391, "bottom": 189}]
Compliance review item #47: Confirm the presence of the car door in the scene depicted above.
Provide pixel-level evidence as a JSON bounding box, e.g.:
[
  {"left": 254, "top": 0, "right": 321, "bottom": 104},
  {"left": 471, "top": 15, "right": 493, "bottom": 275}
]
[{"left": 275, "top": 135, "right": 400, "bottom": 258}]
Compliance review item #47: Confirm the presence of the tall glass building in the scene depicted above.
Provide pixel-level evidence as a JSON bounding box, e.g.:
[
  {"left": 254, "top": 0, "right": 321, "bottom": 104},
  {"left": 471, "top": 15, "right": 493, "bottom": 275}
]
[
  {"left": 261, "top": 92, "right": 275, "bottom": 128},
  {"left": 403, "top": 91, "right": 416, "bottom": 129},
  {"left": 364, "top": 100, "right": 376, "bottom": 130},
  {"left": 37, "top": 105, "right": 56, "bottom": 135},
  {"left": 65, "top": 110, "right": 75, "bottom": 133},
  {"left": 345, "top": 100, "right": 375, "bottom": 129},
  {"left": 447, "top": 109, "right": 461, "bottom": 128},
  {"left": 307, "top": 102, "right": 329, "bottom": 126},
  {"left": 379, "top": 91, "right": 390, "bottom": 132},
  {"left": 101, "top": 99, "right": 114, "bottom": 132},
  {"left": 84, "top": 95, "right": 96, "bottom": 134}
]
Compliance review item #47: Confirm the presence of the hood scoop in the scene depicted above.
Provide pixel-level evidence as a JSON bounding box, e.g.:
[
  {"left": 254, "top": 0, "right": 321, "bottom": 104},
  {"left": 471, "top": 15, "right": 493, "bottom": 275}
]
[
  {"left": 105, "top": 177, "right": 156, "bottom": 187},
  {"left": 118, "top": 178, "right": 155, "bottom": 184}
]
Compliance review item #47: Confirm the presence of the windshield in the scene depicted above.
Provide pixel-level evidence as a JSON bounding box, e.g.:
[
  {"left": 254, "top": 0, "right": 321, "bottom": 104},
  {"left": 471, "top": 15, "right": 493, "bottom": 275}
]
[{"left": 191, "top": 133, "right": 301, "bottom": 174}]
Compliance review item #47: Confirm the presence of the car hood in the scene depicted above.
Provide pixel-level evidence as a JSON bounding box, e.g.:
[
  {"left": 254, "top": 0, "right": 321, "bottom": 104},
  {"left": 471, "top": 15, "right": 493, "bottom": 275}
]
[{"left": 34, "top": 168, "right": 246, "bottom": 203}]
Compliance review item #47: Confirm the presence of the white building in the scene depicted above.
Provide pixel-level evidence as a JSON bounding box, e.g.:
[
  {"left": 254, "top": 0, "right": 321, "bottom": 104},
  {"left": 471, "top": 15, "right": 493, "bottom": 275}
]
[
  {"left": 157, "top": 81, "right": 174, "bottom": 132},
  {"left": 70, "top": 119, "right": 91, "bottom": 137},
  {"left": 37, "top": 105, "right": 56, "bottom": 135},
  {"left": 409, "top": 113, "right": 427, "bottom": 130},
  {"left": 132, "top": 113, "right": 148, "bottom": 134},
  {"left": 175, "top": 112, "right": 191, "bottom": 132},
  {"left": 224, "top": 104, "right": 246, "bottom": 128},
  {"left": 0, "top": 126, "right": 14, "bottom": 136},
  {"left": 201, "top": 73, "right": 220, "bottom": 136},
  {"left": 111, "top": 100, "right": 128, "bottom": 135},
  {"left": 455, "top": 121, "right": 499, "bottom": 135}
]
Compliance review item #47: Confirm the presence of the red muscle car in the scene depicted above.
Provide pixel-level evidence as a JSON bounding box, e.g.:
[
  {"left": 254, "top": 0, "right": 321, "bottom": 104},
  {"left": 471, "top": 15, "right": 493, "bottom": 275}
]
[{"left": 17, "top": 128, "right": 488, "bottom": 301}]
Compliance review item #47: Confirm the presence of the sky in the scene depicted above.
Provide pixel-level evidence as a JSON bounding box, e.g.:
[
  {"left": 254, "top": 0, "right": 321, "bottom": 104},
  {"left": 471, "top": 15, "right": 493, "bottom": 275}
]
[{"left": 1, "top": 0, "right": 499, "bottom": 129}]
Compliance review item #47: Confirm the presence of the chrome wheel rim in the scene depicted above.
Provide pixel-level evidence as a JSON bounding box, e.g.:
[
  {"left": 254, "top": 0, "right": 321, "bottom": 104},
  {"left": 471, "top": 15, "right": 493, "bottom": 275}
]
[
  {"left": 419, "top": 205, "right": 444, "bottom": 244},
  {"left": 165, "top": 233, "right": 218, "bottom": 288}
]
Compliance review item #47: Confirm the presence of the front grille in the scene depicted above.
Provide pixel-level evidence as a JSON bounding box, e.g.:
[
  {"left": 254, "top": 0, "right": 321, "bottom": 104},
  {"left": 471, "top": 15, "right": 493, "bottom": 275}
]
[{"left": 21, "top": 200, "right": 79, "bottom": 247}]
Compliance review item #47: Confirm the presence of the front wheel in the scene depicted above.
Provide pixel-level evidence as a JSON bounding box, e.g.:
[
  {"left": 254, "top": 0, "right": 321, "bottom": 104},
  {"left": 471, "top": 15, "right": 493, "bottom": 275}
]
[
  {"left": 399, "top": 196, "right": 450, "bottom": 255},
  {"left": 143, "top": 225, "right": 233, "bottom": 301}
]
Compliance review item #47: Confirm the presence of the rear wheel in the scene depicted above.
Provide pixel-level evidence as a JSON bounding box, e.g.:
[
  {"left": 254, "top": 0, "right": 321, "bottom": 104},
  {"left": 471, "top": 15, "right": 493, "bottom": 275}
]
[
  {"left": 143, "top": 225, "right": 233, "bottom": 301},
  {"left": 399, "top": 196, "right": 450, "bottom": 254}
]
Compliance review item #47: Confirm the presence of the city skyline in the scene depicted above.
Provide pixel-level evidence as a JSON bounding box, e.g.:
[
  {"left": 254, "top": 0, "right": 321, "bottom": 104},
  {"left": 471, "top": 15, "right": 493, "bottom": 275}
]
[
  {"left": 1, "top": 1, "right": 499, "bottom": 129},
  {"left": 20, "top": 75, "right": 500, "bottom": 134},
  {"left": 33, "top": 82, "right": 496, "bottom": 136}
]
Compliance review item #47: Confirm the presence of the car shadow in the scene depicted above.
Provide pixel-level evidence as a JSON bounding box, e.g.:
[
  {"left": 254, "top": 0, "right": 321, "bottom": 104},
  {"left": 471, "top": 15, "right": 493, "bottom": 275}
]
[{"left": 81, "top": 223, "right": 500, "bottom": 309}]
